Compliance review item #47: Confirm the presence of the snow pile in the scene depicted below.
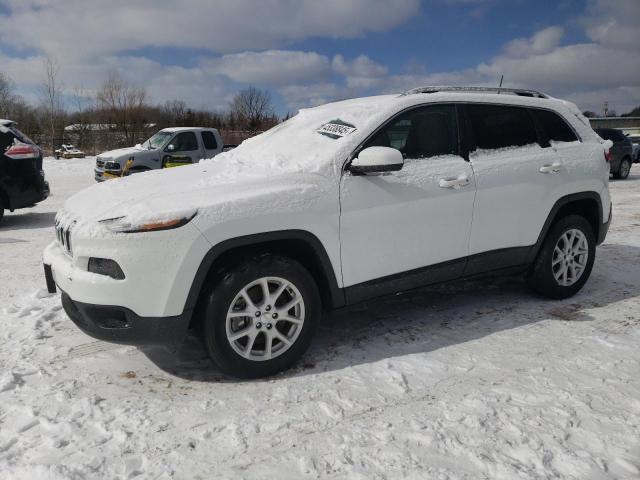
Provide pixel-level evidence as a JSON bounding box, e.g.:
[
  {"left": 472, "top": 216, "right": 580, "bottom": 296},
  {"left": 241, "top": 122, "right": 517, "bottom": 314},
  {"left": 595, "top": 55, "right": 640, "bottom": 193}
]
[{"left": 1, "top": 158, "right": 640, "bottom": 478}]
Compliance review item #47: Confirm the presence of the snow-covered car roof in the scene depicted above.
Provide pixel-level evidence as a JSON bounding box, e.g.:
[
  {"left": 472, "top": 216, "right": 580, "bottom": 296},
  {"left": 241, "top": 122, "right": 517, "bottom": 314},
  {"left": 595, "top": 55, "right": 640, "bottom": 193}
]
[{"left": 202, "top": 88, "right": 591, "bottom": 176}]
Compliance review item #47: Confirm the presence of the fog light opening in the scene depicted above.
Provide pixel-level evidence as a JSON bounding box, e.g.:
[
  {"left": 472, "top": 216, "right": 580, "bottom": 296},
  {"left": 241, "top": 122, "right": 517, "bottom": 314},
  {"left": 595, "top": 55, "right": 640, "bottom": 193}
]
[{"left": 88, "top": 257, "right": 125, "bottom": 280}]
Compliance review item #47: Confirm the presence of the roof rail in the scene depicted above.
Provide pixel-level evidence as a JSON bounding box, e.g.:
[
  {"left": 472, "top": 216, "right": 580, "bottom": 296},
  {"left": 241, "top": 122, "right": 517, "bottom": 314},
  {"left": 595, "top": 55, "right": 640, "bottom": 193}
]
[{"left": 401, "top": 86, "right": 549, "bottom": 99}]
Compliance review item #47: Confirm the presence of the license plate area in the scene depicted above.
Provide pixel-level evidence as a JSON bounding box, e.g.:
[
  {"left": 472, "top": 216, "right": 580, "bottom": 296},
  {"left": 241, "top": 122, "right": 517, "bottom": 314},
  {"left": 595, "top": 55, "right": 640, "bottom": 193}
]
[{"left": 44, "top": 264, "right": 57, "bottom": 293}]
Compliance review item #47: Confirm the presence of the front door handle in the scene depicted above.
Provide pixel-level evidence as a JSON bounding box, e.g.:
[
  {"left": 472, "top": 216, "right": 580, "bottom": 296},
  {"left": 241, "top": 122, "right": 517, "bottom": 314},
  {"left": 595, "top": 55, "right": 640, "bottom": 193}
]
[
  {"left": 539, "top": 163, "right": 561, "bottom": 174},
  {"left": 439, "top": 176, "right": 470, "bottom": 189}
]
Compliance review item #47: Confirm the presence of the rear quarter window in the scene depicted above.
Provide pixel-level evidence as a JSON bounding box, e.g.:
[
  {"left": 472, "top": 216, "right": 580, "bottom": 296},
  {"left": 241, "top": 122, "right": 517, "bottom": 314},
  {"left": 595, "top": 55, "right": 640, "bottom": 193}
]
[
  {"left": 9, "top": 126, "right": 36, "bottom": 145},
  {"left": 467, "top": 104, "right": 538, "bottom": 151},
  {"left": 531, "top": 109, "right": 578, "bottom": 143}
]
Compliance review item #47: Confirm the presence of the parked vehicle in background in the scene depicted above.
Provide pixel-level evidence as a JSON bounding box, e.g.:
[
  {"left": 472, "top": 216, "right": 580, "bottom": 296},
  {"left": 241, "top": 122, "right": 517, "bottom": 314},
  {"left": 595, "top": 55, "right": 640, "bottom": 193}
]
[
  {"left": 629, "top": 135, "right": 640, "bottom": 163},
  {"left": 44, "top": 86, "right": 612, "bottom": 378},
  {"left": 0, "top": 119, "right": 49, "bottom": 223},
  {"left": 55, "top": 144, "right": 85, "bottom": 159},
  {"left": 94, "top": 127, "right": 223, "bottom": 181},
  {"left": 594, "top": 128, "right": 633, "bottom": 179}
]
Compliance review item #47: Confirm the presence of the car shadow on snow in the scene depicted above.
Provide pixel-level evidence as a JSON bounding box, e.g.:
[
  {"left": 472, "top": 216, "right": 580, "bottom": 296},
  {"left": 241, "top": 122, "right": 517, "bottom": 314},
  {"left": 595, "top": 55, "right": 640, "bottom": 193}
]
[
  {"left": 141, "top": 242, "right": 640, "bottom": 383},
  {"left": 0, "top": 211, "right": 56, "bottom": 231}
]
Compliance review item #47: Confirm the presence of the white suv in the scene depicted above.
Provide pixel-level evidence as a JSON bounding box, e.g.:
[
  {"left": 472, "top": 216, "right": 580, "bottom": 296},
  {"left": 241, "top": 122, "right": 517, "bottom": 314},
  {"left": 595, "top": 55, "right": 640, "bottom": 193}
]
[{"left": 43, "top": 86, "right": 612, "bottom": 378}]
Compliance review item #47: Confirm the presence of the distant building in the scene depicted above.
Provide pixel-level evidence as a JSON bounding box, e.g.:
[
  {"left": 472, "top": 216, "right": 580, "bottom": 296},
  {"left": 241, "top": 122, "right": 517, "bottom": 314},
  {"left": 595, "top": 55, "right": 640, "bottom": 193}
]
[{"left": 588, "top": 117, "right": 640, "bottom": 137}]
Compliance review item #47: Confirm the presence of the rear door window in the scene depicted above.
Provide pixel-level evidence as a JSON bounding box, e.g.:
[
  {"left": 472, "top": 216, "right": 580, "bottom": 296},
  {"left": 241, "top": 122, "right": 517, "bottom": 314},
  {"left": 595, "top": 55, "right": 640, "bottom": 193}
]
[
  {"left": 168, "top": 132, "right": 199, "bottom": 152},
  {"left": 364, "top": 104, "right": 459, "bottom": 159},
  {"left": 531, "top": 109, "right": 578, "bottom": 143},
  {"left": 467, "top": 104, "right": 538, "bottom": 151},
  {"left": 201, "top": 131, "right": 218, "bottom": 150}
]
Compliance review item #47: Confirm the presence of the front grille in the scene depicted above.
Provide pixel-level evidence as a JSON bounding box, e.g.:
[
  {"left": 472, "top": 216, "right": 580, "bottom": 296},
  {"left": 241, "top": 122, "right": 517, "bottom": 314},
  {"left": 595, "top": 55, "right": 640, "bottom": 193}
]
[
  {"left": 55, "top": 221, "right": 74, "bottom": 255},
  {"left": 96, "top": 158, "right": 105, "bottom": 168}
]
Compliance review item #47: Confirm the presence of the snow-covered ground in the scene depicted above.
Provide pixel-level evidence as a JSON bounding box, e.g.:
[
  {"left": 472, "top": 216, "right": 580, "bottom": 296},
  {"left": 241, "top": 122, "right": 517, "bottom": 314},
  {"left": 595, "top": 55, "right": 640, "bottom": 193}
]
[{"left": 1, "top": 157, "right": 639, "bottom": 479}]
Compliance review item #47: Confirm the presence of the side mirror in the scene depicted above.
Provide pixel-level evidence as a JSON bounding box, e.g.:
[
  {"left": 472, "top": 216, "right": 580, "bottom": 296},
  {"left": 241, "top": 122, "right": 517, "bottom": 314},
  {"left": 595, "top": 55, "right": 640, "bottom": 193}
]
[
  {"left": 349, "top": 146, "right": 403, "bottom": 174},
  {"left": 167, "top": 144, "right": 176, "bottom": 152}
]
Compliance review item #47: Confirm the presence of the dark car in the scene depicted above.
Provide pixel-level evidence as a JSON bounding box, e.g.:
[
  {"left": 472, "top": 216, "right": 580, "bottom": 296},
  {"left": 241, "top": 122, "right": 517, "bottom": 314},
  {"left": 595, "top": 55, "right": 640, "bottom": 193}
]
[
  {"left": 595, "top": 128, "right": 633, "bottom": 179},
  {"left": 0, "top": 119, "right": 49, "bottom": 222}
]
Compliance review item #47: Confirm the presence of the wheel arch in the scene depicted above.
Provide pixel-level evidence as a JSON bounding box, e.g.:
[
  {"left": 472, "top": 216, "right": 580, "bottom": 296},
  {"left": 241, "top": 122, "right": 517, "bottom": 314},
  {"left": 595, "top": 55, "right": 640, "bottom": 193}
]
[
  {"left": 530, "top": 192, "right": 603, "bottom": 262},
  {"left": 185, "top": 230, "right": 345, "bottom": 326}
]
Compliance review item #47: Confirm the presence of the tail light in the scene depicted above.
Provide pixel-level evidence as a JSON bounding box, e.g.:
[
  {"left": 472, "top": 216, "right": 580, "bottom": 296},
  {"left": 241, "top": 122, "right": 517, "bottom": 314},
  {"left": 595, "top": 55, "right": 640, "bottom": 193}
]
[
  {"left": 604, "top": 149, "right": 612, "bottom": 163},
  {"left": 5, "top": 144, "right": 39, "bottom": 159}
]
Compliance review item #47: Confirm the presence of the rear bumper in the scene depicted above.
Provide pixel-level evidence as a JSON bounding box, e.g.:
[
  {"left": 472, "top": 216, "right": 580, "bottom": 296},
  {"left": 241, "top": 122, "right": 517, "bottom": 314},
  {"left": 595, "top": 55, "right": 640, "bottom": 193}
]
[
  {"left": 10, "top": 179, "right": 49, "bottom": 209},
  {"left": 60, "top": 290, "right": 191, "bottom": 351}
]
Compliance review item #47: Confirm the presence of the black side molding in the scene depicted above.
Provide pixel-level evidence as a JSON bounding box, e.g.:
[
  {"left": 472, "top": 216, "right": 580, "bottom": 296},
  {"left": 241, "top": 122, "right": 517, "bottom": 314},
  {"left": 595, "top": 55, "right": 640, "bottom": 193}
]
[
  {"left": 183, "top": 230, "right": 345, "bottom": 316},
  {"left": 528, "top": 191, "right": 604, "bottom": 263}
]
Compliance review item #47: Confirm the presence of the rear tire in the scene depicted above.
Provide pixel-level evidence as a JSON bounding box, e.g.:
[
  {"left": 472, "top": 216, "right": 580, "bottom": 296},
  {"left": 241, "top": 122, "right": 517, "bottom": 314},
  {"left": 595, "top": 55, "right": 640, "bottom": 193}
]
[
  {"left": 527, "top": 215, "right": 596, "bottom": 299},
  {"left": 200, "top": 254, "right": 321, "bottom": 378},
  {"left": 614, "top": 157, "right": 631, "bottom": 179}
]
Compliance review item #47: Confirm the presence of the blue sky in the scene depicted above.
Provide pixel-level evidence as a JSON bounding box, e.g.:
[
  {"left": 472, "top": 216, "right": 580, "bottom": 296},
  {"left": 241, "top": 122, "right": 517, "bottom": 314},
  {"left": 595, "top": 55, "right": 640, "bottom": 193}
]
[{"left": 0, "top": 0, "right": 638, "bottom": 115}]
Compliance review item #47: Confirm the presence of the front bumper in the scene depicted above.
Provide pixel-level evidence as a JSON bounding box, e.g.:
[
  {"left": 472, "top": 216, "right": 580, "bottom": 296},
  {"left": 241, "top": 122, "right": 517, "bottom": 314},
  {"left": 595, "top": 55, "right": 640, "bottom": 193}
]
[
  {"left": 94, "top": 165, "right": 122, "bottom": 182},
  {"left": 60, "top": 291, "right": 190, "bottom": 350},
  {"left": 42, "top": 219, "right": 211, "bottom": 318}
]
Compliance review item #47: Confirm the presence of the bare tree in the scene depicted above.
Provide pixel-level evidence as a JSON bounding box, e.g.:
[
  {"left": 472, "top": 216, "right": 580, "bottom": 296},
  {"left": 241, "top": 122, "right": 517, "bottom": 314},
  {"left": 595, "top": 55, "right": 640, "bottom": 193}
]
[
  {"left": 0, "top": 72, "right": 15, "bottom": 117},
  {"left": 162, "top": 99, "right": 188, "bottom": 126},
  {"left": 96, "top": 71, "right": 147, "bottom": 144},
  {"left": 230, "top": 87, "right": 274, "bottom": 131},
  {"left": 70, "top": 86, "right": 94, "bottom": 149},
  {"left": 41, "top": 56, "right": 63, "bottom": 153}
]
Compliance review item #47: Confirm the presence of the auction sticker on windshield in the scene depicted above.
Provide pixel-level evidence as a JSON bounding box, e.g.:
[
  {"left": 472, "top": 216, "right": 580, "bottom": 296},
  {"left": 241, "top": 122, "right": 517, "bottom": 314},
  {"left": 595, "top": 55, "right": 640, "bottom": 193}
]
[{"left": 318, "top": 119, "right": 357, "bottom": 139}]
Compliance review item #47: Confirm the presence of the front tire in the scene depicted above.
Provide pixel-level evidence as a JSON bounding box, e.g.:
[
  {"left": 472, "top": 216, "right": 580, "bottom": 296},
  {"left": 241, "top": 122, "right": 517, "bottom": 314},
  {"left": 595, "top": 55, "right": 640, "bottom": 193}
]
[
  {"left": 527, "top": 215, "right": 596, "bottom": 299},
  {"left": 200, "top": 254, "right": 321, "bottom": 378},
  {"left": 614, "top": 157, "right": 631, "bottom": 179}
]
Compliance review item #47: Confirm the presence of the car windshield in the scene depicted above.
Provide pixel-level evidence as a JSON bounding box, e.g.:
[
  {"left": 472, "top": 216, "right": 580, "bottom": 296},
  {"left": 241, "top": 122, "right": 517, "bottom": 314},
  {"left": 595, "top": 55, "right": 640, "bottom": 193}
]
[
  {"left": 209, "top": 95, "right": 396, "bottom": 175},
  {"left": 143, "top": 131, "right": 173, "bottom": 149}
]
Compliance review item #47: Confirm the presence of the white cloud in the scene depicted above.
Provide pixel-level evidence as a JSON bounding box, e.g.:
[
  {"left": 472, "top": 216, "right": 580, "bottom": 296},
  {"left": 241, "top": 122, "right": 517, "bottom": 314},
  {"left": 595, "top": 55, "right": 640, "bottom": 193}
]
[
  {"left": 582, "top": 0, "right": 640, "bottom": 51},
  {"left": 0, "top": 0, "right": 421, "bottom": 60},
  {"left": 278, "top": 83, "right": 352, "bottom": 109},
  {"left": 331, "top": 54, "right": 388, "bottom": 88},
  {"left": 1, "top": 0, "right": 639, "bottom": 115},
  {"left": 503, "top": 26, "right": 564, "bottom": 58},
  {"left": 477, "top": 43, "right": 640, "bottom": 92},
  {"left": 207, "top": 50, "right": 331, "bottom": 86},
  {"left": 332, "top": 54, "right": 387, "bottom": 78}
]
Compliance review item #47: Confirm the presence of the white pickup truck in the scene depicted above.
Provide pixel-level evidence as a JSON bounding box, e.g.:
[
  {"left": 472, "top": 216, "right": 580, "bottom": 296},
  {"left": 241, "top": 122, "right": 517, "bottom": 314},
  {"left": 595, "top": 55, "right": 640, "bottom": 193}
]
[{"left": 94, "top": 127, "right": 223, "bottom": 181}]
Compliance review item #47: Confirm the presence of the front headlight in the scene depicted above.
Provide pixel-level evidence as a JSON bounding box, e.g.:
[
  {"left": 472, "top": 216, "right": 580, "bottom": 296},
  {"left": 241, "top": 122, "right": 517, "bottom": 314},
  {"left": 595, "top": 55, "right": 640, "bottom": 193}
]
[
  {"left": 104, "top": 161, "right": 121, "bottom": 170},
  {"left": 100, "top": 212, "right": 197, "bottom": 233}
]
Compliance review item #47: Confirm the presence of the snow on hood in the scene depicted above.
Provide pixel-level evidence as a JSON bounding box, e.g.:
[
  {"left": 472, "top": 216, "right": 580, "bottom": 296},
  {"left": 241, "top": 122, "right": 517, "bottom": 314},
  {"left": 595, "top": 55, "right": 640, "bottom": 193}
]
[
  {"left": 97, "top": 145, "right": 147, "bottom": 160},
  {"left": 62, "top": 95, "right": 399, "bottom": 229}
]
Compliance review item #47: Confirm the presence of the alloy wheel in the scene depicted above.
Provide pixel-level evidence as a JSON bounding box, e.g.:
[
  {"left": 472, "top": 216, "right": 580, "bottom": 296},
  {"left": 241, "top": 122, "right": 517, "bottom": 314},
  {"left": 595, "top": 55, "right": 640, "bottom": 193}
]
[
  {"left": 552, "top": 228, "right": 589, "bottom": 287},
  {"left": 225, "top": 276, "right": 305, "bottom": 361}
]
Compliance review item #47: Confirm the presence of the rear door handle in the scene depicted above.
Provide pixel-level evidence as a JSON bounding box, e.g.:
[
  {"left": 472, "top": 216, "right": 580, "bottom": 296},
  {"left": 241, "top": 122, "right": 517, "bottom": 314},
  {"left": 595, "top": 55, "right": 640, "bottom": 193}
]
[
  {"left": 439, "top": 176, "right": 470, "bottom": 189},
  {"left": 539, "top": 163, "right": 561, "bottom": 174}
]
